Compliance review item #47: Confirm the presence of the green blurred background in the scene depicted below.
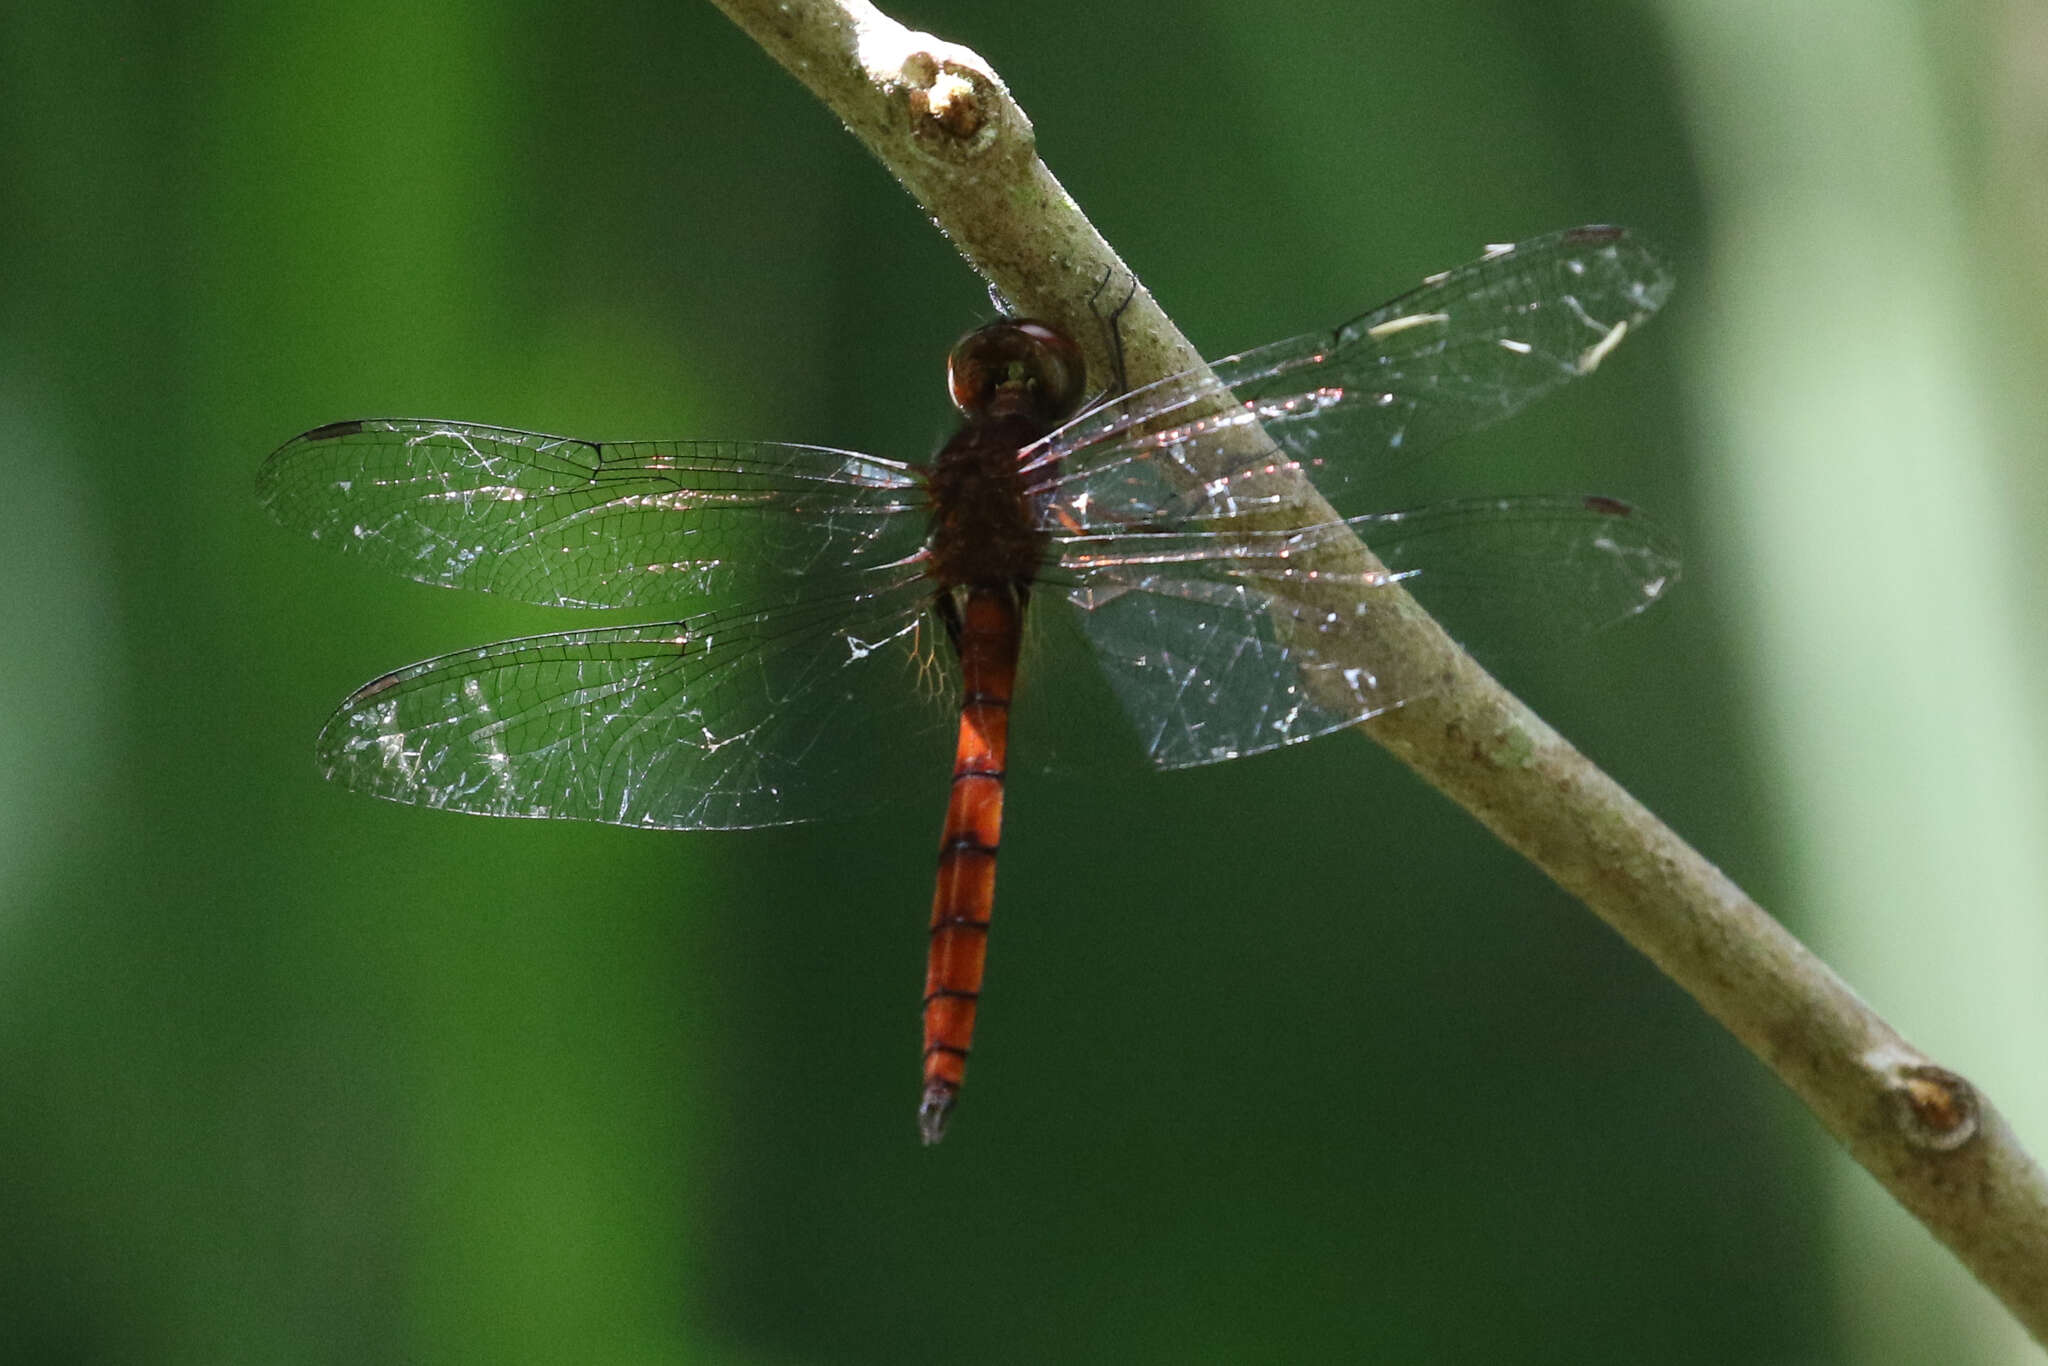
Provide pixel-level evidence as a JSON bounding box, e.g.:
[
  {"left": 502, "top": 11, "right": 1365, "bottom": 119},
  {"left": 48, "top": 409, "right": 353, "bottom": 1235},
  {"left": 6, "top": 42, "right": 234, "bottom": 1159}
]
[{"left": 5, "top": 0, "right": 2047, "bottom": 1361}]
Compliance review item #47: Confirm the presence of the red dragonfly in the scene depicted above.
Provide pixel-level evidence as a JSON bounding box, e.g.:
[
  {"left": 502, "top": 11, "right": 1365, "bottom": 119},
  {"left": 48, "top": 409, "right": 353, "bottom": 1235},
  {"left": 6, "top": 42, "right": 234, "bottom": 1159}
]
[{"left": 259, "top": 224, "right": 1676, "bottom": 1143}]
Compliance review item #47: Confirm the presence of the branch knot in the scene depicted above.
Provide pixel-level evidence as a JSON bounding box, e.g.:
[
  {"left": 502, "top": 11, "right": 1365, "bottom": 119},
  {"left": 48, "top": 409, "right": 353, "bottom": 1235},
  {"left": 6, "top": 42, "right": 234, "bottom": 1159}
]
[
  {"left": 1891, "top": 1064, "right": 1981, "bottom": 1153},
  {"left": 901, "top": 52, "right": 1005, "bottom": 156}
]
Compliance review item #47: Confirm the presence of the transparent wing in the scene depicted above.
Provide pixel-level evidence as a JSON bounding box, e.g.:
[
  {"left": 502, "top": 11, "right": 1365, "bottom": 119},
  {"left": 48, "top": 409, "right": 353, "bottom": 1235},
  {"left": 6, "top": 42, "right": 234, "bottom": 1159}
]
[
  {"left": 257, "top": 418, "right": 926, "bottom": 609},
  {"left": 1054, "top": 494, "right": 1678, "bottom": 769},
  {"left": 314, "top": 562, "right": 955, "bottom": 829},
  {"left": 1030, "top": 226, "right": 1671, "bottom": 529}
]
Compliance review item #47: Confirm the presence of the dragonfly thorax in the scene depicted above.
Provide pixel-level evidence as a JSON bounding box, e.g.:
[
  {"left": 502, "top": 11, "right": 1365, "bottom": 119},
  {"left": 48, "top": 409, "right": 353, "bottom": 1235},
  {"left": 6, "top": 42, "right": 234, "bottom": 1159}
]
[{"left": 924, "top": 408, "right": 1054, "bottom": 592}]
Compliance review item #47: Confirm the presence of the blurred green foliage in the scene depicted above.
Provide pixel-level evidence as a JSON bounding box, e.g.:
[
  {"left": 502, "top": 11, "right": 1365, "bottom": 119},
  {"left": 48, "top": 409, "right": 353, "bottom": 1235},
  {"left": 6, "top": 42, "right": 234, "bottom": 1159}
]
[{"left": 3, "top": 1, "right": 2043, "bottom": 1362}]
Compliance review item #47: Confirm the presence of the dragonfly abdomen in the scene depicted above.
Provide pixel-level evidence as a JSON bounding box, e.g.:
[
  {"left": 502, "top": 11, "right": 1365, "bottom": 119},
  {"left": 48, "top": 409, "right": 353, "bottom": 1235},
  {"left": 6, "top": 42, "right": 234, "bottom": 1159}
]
[{"left": 919, "top": 584, "right": 1026, "bottom": 1145}]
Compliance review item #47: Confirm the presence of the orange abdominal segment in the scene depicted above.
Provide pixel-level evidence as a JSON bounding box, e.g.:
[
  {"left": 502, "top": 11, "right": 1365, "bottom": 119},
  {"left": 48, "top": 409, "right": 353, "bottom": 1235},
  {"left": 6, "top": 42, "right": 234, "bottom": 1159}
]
[{"left": 920, "top": 587, "right": 1024, "bottom": 1144}]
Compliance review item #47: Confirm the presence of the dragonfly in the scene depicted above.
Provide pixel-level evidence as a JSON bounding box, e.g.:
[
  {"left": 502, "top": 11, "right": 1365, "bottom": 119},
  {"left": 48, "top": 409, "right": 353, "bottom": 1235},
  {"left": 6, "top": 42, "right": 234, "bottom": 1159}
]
[{"left": 258, "top": 224, "right": 1677, "bottom": 1144}]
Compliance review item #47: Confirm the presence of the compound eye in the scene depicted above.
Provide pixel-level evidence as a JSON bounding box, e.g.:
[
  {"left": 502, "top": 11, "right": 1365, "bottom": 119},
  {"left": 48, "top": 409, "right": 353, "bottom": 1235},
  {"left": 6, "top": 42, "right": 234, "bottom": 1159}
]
[
  {"left": 946, "top": 320, "right": 1086, "bottom": 422},
  {"left": 1005, "top": 320, "right": 1085, "bottom": 416}
]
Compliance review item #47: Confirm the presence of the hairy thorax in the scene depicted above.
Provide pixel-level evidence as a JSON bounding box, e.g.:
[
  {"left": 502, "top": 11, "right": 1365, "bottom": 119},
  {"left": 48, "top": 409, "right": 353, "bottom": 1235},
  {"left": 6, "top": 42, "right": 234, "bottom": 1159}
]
[{"left": 922, "top": 409, "right": 1053, "bottom": 592}]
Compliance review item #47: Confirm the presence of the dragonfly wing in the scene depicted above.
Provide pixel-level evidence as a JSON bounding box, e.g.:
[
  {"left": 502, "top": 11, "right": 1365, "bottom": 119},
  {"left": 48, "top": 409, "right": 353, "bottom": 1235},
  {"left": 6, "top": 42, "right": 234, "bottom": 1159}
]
[
  {"left": 1054, "top": 493, "right": 1677, "bottom": 769},
  {"left": 1356, "top": 494, "right": 1679, "bottom": 640},
  {"left": 315, "top": 563, "right": 952, "bottom": 829},
  {"left": 1055, "top": 524, "right": 1387, "bottom": 768},
  {"left": 258, "top": 419, "right": 926, "bottom": 609},
  {"left": 1032, "top": 226, "right": 1671, "bottom": 529}
]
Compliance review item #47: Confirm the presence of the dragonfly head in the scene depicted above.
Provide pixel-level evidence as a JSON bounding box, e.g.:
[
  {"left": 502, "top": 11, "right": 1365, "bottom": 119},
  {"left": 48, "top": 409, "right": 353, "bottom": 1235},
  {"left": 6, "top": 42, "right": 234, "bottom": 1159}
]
[{"left": 947, "top": 319, "right": 1085, "bottom": 427}]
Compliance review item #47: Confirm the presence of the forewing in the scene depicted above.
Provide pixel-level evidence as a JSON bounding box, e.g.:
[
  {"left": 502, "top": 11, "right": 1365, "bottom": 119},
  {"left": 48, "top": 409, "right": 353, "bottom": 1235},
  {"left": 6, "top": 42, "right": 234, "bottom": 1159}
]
[
  {"left": 1032, "top": 226, "right": 1671, "bottom": 529},
  {"left": 258, "top": 419, "right": 925, "bottom": 609},
  {"left": 315, "top": 563, "right": 953, "bottom": 828},
  {"left": 1055, "top": 494, "right": 1678, "bottom": 769}
]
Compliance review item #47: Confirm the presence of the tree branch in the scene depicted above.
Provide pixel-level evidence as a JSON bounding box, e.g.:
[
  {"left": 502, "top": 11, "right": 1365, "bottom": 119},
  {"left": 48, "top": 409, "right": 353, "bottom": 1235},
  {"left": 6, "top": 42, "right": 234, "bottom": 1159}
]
[{"left": 708, "top": 0, "right": 2048, "bottom": 1340}]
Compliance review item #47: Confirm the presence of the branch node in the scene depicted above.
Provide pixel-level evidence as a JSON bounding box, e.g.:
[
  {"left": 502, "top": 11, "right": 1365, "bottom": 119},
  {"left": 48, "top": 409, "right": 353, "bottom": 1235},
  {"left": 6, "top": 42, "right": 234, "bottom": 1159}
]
[
  {"left": 1890, "top": 1064, "right": 1981, "bottom": 1153},
  {"left": 902, "top": 55, "right": 999, "bottom": 151}
]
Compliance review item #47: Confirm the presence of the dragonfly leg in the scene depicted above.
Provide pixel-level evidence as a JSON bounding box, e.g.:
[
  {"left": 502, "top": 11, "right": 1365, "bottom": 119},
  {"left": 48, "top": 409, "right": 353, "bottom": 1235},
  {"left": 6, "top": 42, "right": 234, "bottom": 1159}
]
[{"left": 1084, "top": 263, "right": 1138, "bottom": 397}]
